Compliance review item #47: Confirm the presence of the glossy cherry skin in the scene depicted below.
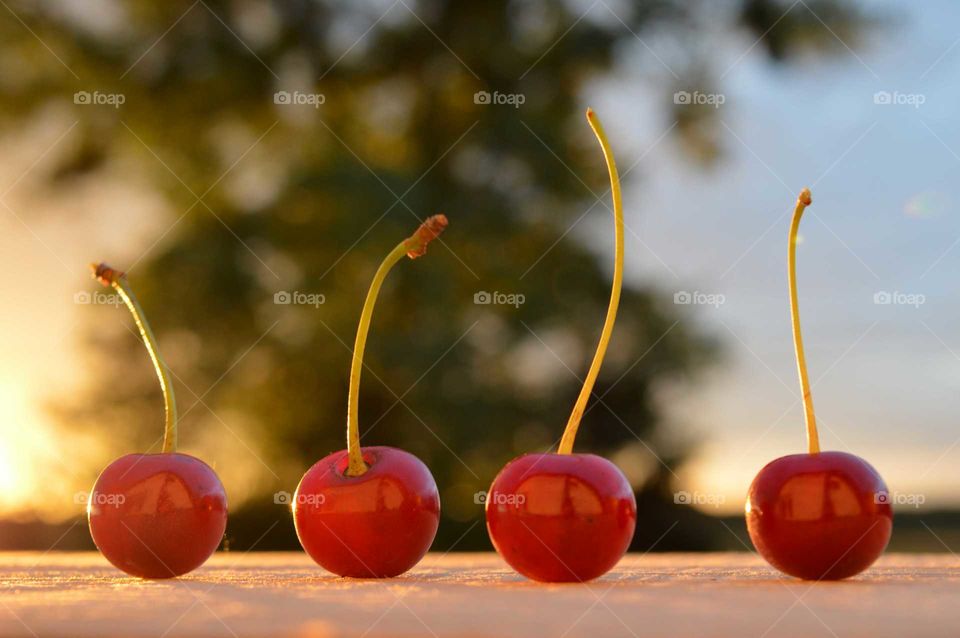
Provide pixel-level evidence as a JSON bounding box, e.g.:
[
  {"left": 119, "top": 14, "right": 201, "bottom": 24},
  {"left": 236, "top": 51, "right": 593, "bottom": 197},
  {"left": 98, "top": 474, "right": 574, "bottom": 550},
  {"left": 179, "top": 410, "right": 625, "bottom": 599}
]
[
  {"left": 293, "top": 446, "right": 440, "bottom": 578},
  {"left": 88, "top": 453, "right": 227, "bottom": 579},
  {"left": 486, "top": 453, "right": 636, "bottom": 582},
  {"left": 746, "top": 451, "right": 892, "bottom": 580}
]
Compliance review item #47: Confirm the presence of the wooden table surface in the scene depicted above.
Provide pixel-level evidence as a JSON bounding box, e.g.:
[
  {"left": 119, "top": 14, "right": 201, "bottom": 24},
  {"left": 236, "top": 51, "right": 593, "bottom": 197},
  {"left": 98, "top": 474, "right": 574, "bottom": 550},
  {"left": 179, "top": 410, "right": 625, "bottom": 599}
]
[{"left": 1, "top": 552, "right": 958, "bottom": 637}]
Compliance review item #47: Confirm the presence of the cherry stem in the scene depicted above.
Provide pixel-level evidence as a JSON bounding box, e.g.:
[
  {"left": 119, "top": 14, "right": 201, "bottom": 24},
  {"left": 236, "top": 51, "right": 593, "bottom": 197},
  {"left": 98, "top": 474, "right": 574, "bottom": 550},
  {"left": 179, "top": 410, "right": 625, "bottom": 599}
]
[
  {"left": 787, "top": 188, "right": 820, "bottom": 454},
  {"left": 346, "top": 215, "right": 448, "bottom": 477},
  {"left": 557, "top": 109, "right": 624, "bottom": 456},
  {"left": 92, "top": 263, "right": 178, "bottom": 453}
]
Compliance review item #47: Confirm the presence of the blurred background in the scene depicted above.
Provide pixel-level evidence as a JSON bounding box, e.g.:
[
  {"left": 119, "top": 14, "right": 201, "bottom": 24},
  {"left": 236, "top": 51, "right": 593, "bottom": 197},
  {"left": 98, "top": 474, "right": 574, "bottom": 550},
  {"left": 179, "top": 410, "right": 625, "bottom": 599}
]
[{"left": 1, "top": 0, "right": 958, "bottom": 553}]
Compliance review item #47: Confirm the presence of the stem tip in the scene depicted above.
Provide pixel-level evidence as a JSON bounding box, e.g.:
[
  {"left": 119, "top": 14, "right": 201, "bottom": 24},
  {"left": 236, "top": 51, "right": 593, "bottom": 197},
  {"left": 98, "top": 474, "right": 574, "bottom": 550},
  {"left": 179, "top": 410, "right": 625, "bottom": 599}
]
[
  {"left": 798, "top": 188, "right": 812, "bottom": 207},
  {"left": 405, "top": 214, "right": 448, "bottom": 259},
  {"left": 91, "top": 262, "right": 124, "bottom": 287}
]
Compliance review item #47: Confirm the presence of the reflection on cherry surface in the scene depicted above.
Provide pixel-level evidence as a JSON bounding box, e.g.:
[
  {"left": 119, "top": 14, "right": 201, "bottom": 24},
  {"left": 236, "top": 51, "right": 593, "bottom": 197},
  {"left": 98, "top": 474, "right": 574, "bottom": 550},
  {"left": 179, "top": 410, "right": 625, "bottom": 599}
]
[
  {"left": 294, "top": 446, "right": 440, "bottom": 578},
  {"left": 486, "top": 453, "right": 636, "bottom": 583},
  {"left": 746, "top": 451, "right": 892, "bottom": 580},
  {"left": 88, "top": 453, "right": 228, "bottom": 579}
]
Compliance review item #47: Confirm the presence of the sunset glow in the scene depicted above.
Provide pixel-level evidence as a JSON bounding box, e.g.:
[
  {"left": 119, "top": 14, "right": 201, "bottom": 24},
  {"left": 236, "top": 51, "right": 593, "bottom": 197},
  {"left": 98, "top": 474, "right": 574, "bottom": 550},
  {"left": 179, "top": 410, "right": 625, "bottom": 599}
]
[{"left": 0, "top": 386, "right": 39, "bottom": 513}]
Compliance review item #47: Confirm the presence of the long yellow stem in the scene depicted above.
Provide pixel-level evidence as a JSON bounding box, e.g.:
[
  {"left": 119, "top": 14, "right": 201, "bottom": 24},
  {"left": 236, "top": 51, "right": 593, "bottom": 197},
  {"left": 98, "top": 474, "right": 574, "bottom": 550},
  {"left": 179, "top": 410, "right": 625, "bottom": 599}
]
[
  {"left": 346, "top": 215, "right": 448, "bottom": 476},
  {"left": 92, "top": 263, "right": 178, "bottom": 453},
  {"left": 557, "top": 109, "right": 624, "bottom": 455},
  {"left": 787, "top": 188, "right": 819, "bottom": 454},
  {"left": 346, "top": 244, "right": 407, "bottom": 476}
]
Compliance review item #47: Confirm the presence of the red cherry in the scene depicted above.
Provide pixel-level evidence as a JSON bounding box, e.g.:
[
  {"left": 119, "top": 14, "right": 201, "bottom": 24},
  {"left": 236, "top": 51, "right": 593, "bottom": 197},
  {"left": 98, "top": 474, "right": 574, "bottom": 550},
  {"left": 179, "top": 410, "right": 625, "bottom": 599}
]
[
  {"left": 486, "top": 453, "right": 636, "bottom": 582},
  {"left": 745, "top": 189, "right": 893, "bottom": 580},
  {"left": 746, "top": 451, "right": 892, "bottom": 580},
  {"left": 293, "top": 446, "right": 439, "bottom": 578},
  {"left": 86, "top": 263, "right": 227, "bottom": 578},
  {"left": 486, "top": 111, "right": 633, "bottom": 582},
  {"left": 292, "top": 217, "right": 446, "bottom": 578},
  {"left": 88, "top": 453, "right": 227, "bottom": 579}
]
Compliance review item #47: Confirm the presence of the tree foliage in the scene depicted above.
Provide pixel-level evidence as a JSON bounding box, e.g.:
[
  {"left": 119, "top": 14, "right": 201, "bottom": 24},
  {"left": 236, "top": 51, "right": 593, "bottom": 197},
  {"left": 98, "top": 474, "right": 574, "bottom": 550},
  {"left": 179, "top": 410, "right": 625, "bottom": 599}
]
[{"left": 0, "top": 0, "right": 866, "bottom": 549}]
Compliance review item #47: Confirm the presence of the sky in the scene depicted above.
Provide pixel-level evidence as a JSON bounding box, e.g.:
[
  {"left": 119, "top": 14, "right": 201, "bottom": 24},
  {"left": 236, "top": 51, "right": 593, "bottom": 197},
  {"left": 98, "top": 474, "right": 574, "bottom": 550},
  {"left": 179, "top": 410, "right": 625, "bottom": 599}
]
[
  {"left": 1, "top": 0, "right": 959, "bottom": 518},
  {"left": 590, "top": 0, "right": 960, "bottom": 513}
]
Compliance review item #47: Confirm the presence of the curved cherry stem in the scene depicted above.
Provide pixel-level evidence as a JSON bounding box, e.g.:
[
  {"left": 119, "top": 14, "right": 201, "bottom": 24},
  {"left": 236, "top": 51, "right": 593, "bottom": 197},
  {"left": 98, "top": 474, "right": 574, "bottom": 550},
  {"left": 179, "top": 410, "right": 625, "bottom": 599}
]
[
  {"left": 346, "top": 215, "right": 448, "bottom": 476},
  {"left": 787, "top": 188, "right": 820, "bottom": 454},
  {"left": 92, "top": 263, "right": 178, "bottom": 453},
  {"left": 558, "top": 109, "right": 624, "bottom": 455}
]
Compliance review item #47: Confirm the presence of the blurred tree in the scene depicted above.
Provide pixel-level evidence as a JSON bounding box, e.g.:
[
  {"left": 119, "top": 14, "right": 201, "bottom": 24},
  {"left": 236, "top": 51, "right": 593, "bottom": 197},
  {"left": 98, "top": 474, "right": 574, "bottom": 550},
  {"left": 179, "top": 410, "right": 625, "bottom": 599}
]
[{"left": 0, "top": 0, "right": 868, "bottom": 550}]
